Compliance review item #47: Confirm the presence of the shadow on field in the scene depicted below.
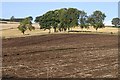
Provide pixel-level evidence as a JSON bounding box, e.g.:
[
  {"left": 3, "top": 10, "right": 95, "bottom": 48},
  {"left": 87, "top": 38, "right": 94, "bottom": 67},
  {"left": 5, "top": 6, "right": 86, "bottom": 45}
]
[{"left": 68, "top": 30, "right": 92, "bottom": 33}]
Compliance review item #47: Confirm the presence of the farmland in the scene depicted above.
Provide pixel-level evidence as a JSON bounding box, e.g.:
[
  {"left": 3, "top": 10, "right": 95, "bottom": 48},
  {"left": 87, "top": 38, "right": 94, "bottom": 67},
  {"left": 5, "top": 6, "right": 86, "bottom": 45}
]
[
  {"left": 2, "top": 33, "right": 118, "bottom": 78},
  {"left": 1, "top": 2, "right": 120, "bottom": 79},
  {"left": 1, "top": 23, "right": 119, "bottom": 39}
]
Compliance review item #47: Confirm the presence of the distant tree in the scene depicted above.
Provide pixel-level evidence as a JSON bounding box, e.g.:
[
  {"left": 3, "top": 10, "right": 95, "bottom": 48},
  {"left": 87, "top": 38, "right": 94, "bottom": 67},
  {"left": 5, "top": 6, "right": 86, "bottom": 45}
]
[
  {"left": 35, "top": 10, "right": 60, "bottom": 33},
  {"left": 34, "top": 16, "right": 41, "bottom": 23},
  {"left": 79, "top": 11, "right": 89, "bottom": 29},
  {"left": 111, "top": 18, "right": 120, "bottom": 27},
  {"left": 18, "top": 24, "right": 27, "bottom": 34},
  {"left": 67, "top": 8, "right": 81, "bottom": 30},
  {"left": 37, "top": 11, "right": 54, "bottom": 33},
  {"left": 52, "top": 10, "right": 60, "bottom": 32},
  {"left": 27, "top": 16, "right": 33, "bottom": 21},
  {"left": 88, "top": 10, "right": 106, "bottom": 31},
  {"left": 10, "top": 16, "right": 15, "bottom": 22},
  {"left": 58, "top": 8, "right": 68, "bottom": 31},
  {"left": 58, "top": 8, "right": 80, "bottom": 31},
  {"left": 18, "top": 16, "right": 35, "bottom": 34}
]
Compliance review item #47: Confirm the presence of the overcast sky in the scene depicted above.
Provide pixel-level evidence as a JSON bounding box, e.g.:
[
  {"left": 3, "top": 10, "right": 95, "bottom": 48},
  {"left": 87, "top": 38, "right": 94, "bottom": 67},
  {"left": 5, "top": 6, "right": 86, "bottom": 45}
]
[{"left": 1, "top": 2, "right": 118, "bottom": 25}]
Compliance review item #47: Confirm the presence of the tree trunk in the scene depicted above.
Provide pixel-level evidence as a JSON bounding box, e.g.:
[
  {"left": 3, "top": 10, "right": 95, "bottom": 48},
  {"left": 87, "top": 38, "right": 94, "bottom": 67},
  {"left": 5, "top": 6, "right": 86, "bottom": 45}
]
[
  {"left": 54, "top": 27, "right": 57, "bottom": 32},
  {"left": 68, "top": 27, "right": 70, "bottom": 31},
  {"left": 96, "top": 27, "right": 98, "bottom": 32},
  {"left": 59, "top": 28, "right": 61, "bottom": 32},
  {"left": 64, "top": 28, "right": 66, "bottom": 31},
  {"left": 49, "top": 29, "right": 51, "bottom": 34},
  {"left": 22, "top": 31, "right": 25, "bottom": 35},
  {"left": 62, "top": 28, "right": 64, "bottom": 31}
]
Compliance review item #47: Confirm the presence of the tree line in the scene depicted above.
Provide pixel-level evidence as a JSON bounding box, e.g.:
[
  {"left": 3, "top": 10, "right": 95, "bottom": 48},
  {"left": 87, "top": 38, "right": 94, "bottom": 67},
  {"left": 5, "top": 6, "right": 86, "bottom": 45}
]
[
  {"left": 11, "top": 8, "right": 119, "bottom": 34},
  {"left": 34, "top": 8, "right": 106, "bottom": 33},
  {"left": 0, "top": 16, "right": 24, "bottom": 22}
]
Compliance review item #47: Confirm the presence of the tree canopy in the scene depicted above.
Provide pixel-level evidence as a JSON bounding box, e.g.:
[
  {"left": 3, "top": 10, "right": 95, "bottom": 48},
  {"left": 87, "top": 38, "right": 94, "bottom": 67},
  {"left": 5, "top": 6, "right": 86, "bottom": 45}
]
[
  {"left": 88, "top": 10, "right": 106, "bottom": 31},
  {"left": 10, "top": 16, "right": 15, "bottom": 22},
  {"left": 35, "top": 8, "right": 106, "bottom": 33},
  {"left": 18, "top": 16, "right": 35, "bottom": 34},
  {"left": 111, "top": 18, "right": 120, "bottom": 27},
  {"left": 79, "top": 11, "right": 89, "bottom": 29}
]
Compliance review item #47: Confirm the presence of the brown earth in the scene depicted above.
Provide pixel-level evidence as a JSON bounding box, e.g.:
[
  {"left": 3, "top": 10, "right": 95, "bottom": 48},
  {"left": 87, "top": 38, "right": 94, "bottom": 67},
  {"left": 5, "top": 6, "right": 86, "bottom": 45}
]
[{"left": 2, "top": 34, "right": 118, "bottom": 79}]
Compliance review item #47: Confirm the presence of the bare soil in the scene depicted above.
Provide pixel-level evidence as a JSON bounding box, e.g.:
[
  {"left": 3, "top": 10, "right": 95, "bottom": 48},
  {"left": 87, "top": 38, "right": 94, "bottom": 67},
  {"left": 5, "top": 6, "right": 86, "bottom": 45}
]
[{"left": 2, "top": 34, "right": 118, "bottom": 78}]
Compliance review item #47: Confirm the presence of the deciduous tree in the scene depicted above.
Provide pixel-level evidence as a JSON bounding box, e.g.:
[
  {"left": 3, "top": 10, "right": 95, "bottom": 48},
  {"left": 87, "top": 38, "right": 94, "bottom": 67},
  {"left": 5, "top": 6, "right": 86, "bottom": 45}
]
[
  {"left": 18, "top": 16, "right": 35, "bottom": 34},
  {"left": 79, "top": 11, "right": 89, "bottom": 29},
  {"left": 111, "top": 18, "right": 120, "bottom": 27},
  {"left": 88, "top": 10, "right": 106, "bottom": 31}
]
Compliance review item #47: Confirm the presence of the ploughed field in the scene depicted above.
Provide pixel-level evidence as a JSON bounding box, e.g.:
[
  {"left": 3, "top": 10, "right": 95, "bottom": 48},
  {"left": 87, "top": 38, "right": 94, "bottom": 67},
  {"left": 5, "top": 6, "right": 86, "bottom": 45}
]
[{"left": 2, "top": 34, "right": 118, "bottom": 78}]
